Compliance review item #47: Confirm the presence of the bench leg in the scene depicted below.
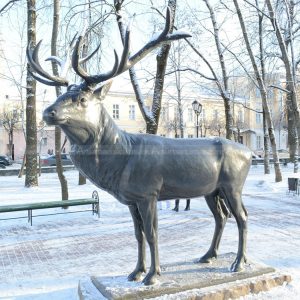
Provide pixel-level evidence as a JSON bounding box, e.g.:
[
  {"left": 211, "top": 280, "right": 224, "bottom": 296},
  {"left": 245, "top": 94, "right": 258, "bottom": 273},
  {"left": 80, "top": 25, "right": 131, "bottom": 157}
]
[
  {"left": 92, "top": 190, "right": 100, "bottom": 218},
  {"left": 28, "top": 209, "right": 33, "bottom": 226}
]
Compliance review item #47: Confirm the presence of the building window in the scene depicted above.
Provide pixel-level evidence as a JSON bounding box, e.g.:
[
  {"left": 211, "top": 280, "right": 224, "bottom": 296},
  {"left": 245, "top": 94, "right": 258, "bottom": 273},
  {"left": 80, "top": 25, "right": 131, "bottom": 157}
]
[
  {"left": 238, "top": 110, "right": 244, "bottom": 123},
  {"left": 129, "top": 105, "right": 135, "bottom": 120},
  {"left": 214, "top": 109, "right": 219, "bottom": 119},
  {"left": 160, "top": 107, "right": 167, "bottom": 121},
  {"left": 256, "top": 135, "right": 262, "bottom": 149},
  {"left": 267, "top": 89, "right": 274, "bottom": 100},
  {"left": 113, "top": 104, "right": 119, "bottom": 120},
  {"left": 255, "top": 88, "right": 261, "bottom": 98},
  {"left": 188, "top": 108, "right": 193, "bottom": 122},
  {"left": 42, "top": 137, "right": 47, "bottom": 146},
  {"left": 13, "top": 109, "right": 19, "bottom": 120},
  {"left": 256, "top": 112, "right": 262, "bottom": 124},
  {"left": 174, "top": 107, "right": 179, "bottom": 119}
]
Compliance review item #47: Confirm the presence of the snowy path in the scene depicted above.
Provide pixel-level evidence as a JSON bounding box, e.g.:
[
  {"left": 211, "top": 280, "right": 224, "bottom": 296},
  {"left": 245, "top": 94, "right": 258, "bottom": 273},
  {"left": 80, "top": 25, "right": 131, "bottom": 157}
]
[{"left": 0, "top": 166, "right": 300, "bottom": 299}]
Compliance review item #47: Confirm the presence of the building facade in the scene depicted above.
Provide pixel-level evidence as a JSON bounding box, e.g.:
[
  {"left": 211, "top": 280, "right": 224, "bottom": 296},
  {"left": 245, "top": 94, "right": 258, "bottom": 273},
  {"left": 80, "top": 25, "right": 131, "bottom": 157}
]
[{"left": 0, "top": 84, "right": 288, "bottom": 160}]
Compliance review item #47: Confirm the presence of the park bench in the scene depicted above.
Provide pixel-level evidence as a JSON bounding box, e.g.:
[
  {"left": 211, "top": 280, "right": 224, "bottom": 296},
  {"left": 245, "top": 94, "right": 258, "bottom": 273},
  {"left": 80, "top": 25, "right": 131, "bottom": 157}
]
[{"left": 0, "top": 190, "right": 100, "bottom": 225}]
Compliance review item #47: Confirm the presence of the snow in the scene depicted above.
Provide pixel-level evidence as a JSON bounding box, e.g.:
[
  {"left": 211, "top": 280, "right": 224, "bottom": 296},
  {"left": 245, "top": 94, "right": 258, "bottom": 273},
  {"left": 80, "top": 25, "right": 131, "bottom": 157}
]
[{"left": 0, "top": 164, "right": 300, "bottom": 299}]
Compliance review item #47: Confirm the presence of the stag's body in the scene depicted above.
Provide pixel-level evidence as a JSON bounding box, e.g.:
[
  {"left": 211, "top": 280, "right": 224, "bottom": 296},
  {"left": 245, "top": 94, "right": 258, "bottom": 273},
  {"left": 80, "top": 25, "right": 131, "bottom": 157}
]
[
  {"left": 55, "top": 96, "right": 251, "bottom": 285},
  {"left": 69, "top": 105, "right": 251, "bottom": 205},
  {"left": 27, "top": 7, "right": 252, "bottom": 285}
]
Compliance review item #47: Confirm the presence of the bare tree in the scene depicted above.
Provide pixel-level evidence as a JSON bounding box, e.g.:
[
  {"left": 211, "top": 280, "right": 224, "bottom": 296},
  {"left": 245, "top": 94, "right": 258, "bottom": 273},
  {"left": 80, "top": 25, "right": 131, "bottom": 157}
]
[
  {"left": 265, "top": 0, "right": 300, "bottom": 173},
  {"left": 114, "top": 0, "right": 177, "bottom": 134},
  {"left": 25, "top": 0, "right": 38, "bottom": 187},
  {"left": 257, "top": 0, "right": 271, "bottom": 174},
  {"left": 201, "top": 0, "right": 234, "bottom": 140},
  {"left": 166, "top": 39, "right": 189, "bottom": 139},
  {"left": 154, "top": 1, "right": 237, "bottom": 140},
  {"left": 50, "top": 0, "right": 69, "bottom": 200},
  {"left": 233, "top": 0, "right": 282, "bottom": 182},
  {"left": 0, "top": 106, "right": 22, "bottom": 160},
  {"left": 207, "top": 116, "right": 226, "bottom": 137},
  {"left": 164, "top": 115, "right": 181, "bottom": 138}
]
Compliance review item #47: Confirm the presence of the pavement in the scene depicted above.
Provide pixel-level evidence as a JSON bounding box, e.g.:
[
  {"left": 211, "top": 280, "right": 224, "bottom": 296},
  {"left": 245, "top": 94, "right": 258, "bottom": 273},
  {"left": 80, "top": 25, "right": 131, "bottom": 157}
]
[
  {"left": 0, "top": 199, "right": 209, "bottom": 284},
  {"left": 0, "top": 178, "right": 300, "bottom": 299}
]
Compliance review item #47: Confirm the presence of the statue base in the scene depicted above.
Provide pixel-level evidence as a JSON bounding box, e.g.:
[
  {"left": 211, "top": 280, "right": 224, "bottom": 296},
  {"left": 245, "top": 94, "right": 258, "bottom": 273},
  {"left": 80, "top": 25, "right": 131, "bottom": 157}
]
[{"left": 78, "top": 253, "right": 291, "bottom": 300}]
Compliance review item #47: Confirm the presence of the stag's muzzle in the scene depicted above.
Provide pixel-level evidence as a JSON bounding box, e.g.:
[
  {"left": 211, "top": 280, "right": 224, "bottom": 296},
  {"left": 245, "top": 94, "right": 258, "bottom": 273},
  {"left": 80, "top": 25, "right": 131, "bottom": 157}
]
[{"left": 43, "top": 105, "right": 65, "bottom": 125}]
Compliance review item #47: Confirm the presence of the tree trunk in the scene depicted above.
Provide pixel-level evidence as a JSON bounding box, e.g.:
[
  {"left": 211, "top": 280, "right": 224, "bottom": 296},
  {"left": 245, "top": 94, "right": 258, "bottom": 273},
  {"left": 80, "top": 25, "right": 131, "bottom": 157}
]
[
  {"left": 257, "top": 6, "right": 270, "bottom": 174},
  {"left": 51, "top": 0, "right": 68, "bottom": 200},
  {"left": 18, "top": 149, "right": 26, "bottom": 178},
  {"left": 25, "top": 0, "right": 38, "bottom": 187},
  {"left": 55, "top": 127, "right": 68, "bottom": 199},
  {"left": 78, "top": 173, "right": 86, "bottom": 185},
  {"left": 148, "top": 0, "right": 176, "bottom": 134},
  {"left": 223, "top": 96, "right": 234, "bottom": 140},
  {"left": 287, "top": 90, "right": 298, "bottom": 172},
  {"left": 263, "top": 110, "right": 270, "bottom": 174}
]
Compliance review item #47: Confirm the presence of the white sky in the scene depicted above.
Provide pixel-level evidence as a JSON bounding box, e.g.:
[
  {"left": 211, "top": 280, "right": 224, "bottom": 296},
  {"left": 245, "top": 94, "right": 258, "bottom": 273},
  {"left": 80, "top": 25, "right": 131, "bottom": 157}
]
[{"left": 0, "top": 0, "right": 233, "bottom": 102}]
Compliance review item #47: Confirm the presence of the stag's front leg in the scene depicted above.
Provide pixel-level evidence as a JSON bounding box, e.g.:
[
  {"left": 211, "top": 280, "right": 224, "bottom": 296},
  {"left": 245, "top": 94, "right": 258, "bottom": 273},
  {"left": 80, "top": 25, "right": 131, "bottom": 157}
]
[
  {"left": 128, "top": 204, "right": 146, "bottom": 281},
  {"left": 137, "top": 199, "right": 161, "bottom": 285}
]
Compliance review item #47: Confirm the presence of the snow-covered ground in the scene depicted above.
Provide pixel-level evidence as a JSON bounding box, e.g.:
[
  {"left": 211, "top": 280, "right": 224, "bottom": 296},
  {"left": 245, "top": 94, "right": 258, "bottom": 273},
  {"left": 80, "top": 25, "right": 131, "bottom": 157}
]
[{"left": 0, "top": 164, "right": 300, "bottom": 299}]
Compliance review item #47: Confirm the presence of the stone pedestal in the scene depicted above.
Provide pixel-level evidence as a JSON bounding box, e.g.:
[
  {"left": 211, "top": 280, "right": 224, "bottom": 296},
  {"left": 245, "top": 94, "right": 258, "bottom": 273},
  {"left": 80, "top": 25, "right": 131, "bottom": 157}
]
[{"left": 78, "top": 253, "right": 291, "bottom": 300}]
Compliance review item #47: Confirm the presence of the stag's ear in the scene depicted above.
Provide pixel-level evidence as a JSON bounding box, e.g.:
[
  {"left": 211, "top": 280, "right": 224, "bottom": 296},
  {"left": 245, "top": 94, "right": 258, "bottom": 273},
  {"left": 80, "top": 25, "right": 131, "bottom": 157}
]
[{"left": 93, "top": 80, "right": 113, "bottom": 100}]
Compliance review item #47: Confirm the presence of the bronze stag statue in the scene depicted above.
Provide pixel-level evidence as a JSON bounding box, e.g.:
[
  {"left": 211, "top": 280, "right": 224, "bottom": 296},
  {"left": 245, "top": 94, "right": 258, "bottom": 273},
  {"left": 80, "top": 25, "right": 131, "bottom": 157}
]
[{"left": 27, "top": 8, "right": 252, "bottom": 285}]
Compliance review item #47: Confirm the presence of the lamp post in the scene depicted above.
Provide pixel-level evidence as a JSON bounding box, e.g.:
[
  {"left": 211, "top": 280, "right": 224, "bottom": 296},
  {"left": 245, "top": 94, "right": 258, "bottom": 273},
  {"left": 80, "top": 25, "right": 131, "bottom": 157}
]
[{"left": 192, "top": 100, "right": 202, "bottom": 138}]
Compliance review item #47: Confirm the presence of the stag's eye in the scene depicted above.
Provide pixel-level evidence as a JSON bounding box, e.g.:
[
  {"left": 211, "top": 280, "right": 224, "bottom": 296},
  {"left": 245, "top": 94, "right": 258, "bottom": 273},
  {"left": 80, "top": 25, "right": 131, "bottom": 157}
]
[{"left": 80, "top": 98, "right": 88, "bottom": 107}]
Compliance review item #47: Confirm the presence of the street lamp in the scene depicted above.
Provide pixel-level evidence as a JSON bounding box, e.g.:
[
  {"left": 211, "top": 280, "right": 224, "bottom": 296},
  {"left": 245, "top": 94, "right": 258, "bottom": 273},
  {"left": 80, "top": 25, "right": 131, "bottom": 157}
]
[{"left": 192, "top": 100, "right": 202, "bottom": 138}]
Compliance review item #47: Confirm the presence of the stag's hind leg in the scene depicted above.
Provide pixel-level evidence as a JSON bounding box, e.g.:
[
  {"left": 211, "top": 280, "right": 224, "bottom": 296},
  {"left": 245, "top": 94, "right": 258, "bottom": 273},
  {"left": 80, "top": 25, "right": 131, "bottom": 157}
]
[
  {"left": 199, "top": 192, "right": 230, "bottom": 263},
  {"left": 223, "top": 188, "right": 248, "bottom": 272},
  {"left": 128, "top": 204, "right": 146, "bottom": 281}
]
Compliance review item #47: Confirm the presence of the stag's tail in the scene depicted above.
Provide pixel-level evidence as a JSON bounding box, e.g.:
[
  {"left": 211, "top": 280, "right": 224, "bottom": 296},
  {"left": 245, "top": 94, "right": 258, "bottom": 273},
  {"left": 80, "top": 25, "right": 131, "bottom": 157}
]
[
  {"left": 218, "top": 190, "right": 248, "bottom": 219},
  {"left": 217, "top": 194, "right": 232, "bottom": 218}
]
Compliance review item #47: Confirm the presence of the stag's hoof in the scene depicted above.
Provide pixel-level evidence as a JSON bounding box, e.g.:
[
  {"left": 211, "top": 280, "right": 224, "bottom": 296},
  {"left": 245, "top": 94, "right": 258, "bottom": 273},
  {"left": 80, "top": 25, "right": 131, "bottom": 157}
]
[
  {"left": 230, "top": 257, "right": 246, "bottom": 272},
  {"left": 142, "top": 272, "right": 160, "bottom": 286},
  {"left": 128, "top": 269, "right": 145, "bottom": 282},
  {"left": 198, "top": 251, "right": 217, "bottom": 264}
]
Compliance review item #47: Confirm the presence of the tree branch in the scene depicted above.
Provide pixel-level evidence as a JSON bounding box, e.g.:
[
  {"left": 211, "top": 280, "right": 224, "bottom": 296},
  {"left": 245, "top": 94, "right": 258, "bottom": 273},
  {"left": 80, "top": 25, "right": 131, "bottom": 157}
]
[
  {"left": 0, "top": 0, "right": 21, "bottom": 15},
  {"left": 167, "top": 68, "right": 216, "bottom": 81},
  {"left": 243, "top": 0, "right": 270, "bottom": 19},
  {"left": 151, "top": 6, "right": 220, "bottom": 86},
  {"left": 269, "top": 84, "right": 291, "bottom": 94},
  {"left": 224, "top": 45, "right": 259, "bottom": 88}
]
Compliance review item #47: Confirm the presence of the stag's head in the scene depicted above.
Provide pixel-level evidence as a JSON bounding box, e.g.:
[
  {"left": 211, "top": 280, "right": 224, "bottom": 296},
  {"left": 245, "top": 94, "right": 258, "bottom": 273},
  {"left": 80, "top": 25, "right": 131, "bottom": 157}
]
[{"left": 26, "top": 7, "right": 191, "bottom": 145}]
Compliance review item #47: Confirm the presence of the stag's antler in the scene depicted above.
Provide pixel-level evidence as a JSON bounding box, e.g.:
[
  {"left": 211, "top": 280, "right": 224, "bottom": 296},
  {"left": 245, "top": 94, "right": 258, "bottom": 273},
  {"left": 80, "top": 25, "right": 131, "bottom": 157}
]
[
  {"left": 27, "top": 40, "right": 69, "bottom": 87},
  {"left": 45, "top": 33, "right": 78, "bottom": 79},
  {"left": 71, "top": 7, "right": 191, "bottom": 86},
  {"left": 27, "top": 33, "right": 100, "bottom": 87},
  {"left": 27, "top": 6, "right": 191, "bottom": 88},
  {"left": 46, "top": 33, "right": 101, "bottom": 79}
]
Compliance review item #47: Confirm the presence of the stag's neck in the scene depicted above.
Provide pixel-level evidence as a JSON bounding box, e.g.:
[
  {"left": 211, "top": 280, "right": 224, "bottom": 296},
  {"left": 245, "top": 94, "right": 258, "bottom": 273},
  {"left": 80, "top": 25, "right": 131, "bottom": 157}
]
[
  {"left": 99, "top": 106, "right": 130, "bottom": 150},
  {"left": 69, "top": 105, "right": 132, "bottom": 196}
]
